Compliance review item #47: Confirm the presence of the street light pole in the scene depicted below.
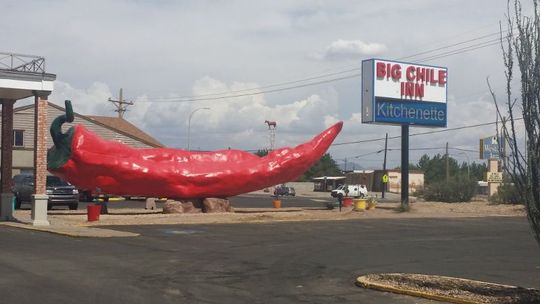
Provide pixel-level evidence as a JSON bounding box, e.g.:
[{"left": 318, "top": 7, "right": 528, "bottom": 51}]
[{"left": 187, "top": 107, "right": 210, "bottom": 151}]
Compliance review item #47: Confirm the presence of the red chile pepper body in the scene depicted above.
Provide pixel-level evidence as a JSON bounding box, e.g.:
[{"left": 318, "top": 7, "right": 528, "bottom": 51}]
[{"left": 48, "top": 101, "right": 343, "bottom": 199}]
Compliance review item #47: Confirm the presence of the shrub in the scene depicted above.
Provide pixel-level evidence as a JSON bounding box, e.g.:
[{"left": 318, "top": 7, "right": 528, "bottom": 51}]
[
  {"left": 489, "top": 183, "right": 521, "bottom": 205},
  {"left": 423, "top": 177, "right": 476, "bottom": 203}
]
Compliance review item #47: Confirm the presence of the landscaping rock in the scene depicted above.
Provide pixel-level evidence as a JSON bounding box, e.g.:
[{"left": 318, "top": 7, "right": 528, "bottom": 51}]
[
  {"left": 203, "top": 198, "right": 233, "bottom": 213},
  {"left": 162, "top": 200, "right": 184, "bottom": 214}
]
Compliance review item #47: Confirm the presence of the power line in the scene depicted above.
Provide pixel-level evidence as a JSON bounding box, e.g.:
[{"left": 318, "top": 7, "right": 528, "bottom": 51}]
[
  {"left": 415, "top": 40, "right": 501, "bottom": 62},
  {"left": 397, "top": 28, "right": 509, "bottom": 61},
  {"left": 146, "top": 68, "right": 361, "bottom": 101},
  {"left": 139, "top": 26, "right": 511, "bottom": 103},
  {"left": 332, "top": 117, "right": 524, "bottom": 146},
  {"left": 352, "top": 146, "right": 466, "bottom": 159},
  {"left": 143, "top": 73, "right": 360, "bottom": 103}
]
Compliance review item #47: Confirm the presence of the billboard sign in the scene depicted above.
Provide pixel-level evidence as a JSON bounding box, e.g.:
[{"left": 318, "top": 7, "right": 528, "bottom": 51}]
[
  {"left": 362, "top": 59, "right": 448, "bottom": 127},
  {"left": 479, "top": 136, "right": 505, "bottom": 159}
]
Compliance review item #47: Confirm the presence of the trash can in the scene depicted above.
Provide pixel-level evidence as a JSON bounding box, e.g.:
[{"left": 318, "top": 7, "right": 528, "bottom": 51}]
[
  {"left": 87, "top": 204, "right": 102, "bottom": 221},
  {"left": 353, "top": 199, "right": 367, "bottom": 211},
  {"left": 342, "top": 197, "right": 353, "bottom": 207},
  {"left": 272, "top": 199, "right": 281, "bottom": 209}
]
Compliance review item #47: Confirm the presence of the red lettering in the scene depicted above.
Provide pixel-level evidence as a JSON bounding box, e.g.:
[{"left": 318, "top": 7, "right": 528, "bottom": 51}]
[
  {"left": 376, "top": 62, "right": 386, "bottom": 78},
  {"left": 391, "top": 64, "right": 401, "bottom": 80},
  {"left": 415, "top": 83, "right": 424, "bottom": 98},
  {"left": 406, "top": 66, "right": 415, "bottom": 81},
  {"left": 438, "top": 70, "right": 447, "bottom": 85},
  {"left": 401, "top": 81, "right": 425, "bottom": 99},
  {"left": 405, "top": 82, "right": 414, "bottom": 97},
  {"left": 429, "top": 68, "right": 437, "bottom": 84},
  {"left": 387, "top": 63, "right": 392, "bottom": 79},
  {"left": 416, "top": 67, "right": 425, "bottom": 82}
]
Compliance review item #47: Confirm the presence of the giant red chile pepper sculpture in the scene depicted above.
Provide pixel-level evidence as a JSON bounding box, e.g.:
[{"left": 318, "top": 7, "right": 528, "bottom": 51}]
[{"left": 47, "top": 100, "right": 343, "bottom": 199}]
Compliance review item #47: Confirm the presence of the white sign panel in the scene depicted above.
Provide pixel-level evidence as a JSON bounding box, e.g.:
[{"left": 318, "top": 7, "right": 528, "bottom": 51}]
[{"left": 362, "top": 58, "right": 448, "bottom": 127}]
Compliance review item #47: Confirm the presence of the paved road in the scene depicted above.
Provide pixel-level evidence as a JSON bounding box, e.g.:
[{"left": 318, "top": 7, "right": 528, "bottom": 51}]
[{"left": 1, "top": 216, "right": 539, "bottom": 303}]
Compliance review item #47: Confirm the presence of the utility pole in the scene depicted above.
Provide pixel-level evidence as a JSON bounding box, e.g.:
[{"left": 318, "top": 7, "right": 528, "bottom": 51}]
[
  {"left": 108, "top": 88, "right": 134, "bottom": 119},
  {"left": 382, "top": 133, "right": 388, "bottom": 199},
  {"left": 446, "top": 142, "right": 449, "bottom": 182}
]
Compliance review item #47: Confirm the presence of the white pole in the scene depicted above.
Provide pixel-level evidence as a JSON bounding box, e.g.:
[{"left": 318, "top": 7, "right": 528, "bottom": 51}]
[{"left": 187, "top": 107, "right": 210, "bottom": 151}]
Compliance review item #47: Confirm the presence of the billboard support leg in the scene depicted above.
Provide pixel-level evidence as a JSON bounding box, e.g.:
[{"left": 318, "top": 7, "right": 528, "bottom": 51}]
[{"left": 401, "top": 125, "right": 409, "bottom": 208}]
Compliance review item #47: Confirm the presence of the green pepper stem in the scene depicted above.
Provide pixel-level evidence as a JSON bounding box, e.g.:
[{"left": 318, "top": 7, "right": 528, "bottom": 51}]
[
  {"left": 50, "top": 100, "right": 74, "bottom": 147},
  {"left": 47, "top": 100, "right": 75, "bottom": 170}
]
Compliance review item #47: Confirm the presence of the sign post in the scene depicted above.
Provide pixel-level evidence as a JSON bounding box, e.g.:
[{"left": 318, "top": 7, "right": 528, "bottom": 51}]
[
  {"left": 479, "top": 136, "right": 504, "bottom": 196},
  {"left": 362, "top": 59, "right": 448, "bottom": 208},
  {"left": 381, "top": 133, "right": 388, "bottom": 199}
]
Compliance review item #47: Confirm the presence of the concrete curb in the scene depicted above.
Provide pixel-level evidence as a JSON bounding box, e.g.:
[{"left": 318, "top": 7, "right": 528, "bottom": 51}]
[
  {"left": 356, "top": 273, "right": 537, "bottom": 304},
  {"left": 0, "top": 222, "right": 139, "bottom": 238}
]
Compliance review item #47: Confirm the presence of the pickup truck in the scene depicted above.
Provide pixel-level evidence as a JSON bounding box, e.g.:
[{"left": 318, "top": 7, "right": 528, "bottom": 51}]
[{"left": 330, "top": 184, "right": 368, "bottom": 198}]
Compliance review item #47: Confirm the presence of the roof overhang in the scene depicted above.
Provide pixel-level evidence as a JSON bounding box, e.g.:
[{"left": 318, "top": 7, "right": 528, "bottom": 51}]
[{"left": 0, "top": 70, "right": 56, "bottom": 100}]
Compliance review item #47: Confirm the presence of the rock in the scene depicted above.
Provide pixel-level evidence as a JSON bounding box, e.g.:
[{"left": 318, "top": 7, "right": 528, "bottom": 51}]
[
  {"left": 203, "top": 198, "right": 233, "bottom": 213},
  {"left": 162, "top": 200, "right": 184, "bottom": 214},
  {"left": 180, "top": 201, "right": 201, "bottom": 213},
  {"left": 163, "top": 200, "right": 202, "bottom": 213}
]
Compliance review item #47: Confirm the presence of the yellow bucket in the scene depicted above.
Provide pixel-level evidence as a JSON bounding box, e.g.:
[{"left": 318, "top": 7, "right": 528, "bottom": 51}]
[{"left": 354, "top": 199, "right": 367, "bottom": 211}]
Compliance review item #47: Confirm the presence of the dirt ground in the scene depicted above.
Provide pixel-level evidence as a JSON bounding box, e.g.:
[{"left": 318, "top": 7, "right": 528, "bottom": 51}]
[{"left": 13, "top": 199, "right": 526, "bottom": 228}]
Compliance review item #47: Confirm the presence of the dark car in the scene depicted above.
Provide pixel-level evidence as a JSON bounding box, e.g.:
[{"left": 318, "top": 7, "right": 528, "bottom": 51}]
[
  {"left": 12, "top": 174, "right": 79, "bottom": 210},
  {"left": 273, "top": 185, "right": 296, "bottom": 196}
]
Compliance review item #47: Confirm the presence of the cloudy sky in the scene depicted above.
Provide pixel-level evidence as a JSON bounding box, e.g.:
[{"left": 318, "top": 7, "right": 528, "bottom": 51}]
[{"left": 2, "top": 0, "right": 529, "bottom": 168}]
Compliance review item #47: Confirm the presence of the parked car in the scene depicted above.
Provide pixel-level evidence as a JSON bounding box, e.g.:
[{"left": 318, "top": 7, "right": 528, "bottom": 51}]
[
  {"left": 12, "top": 174, "right": 79, "bottom": 210},
  {"left": 273, "top": 184, "right": 296, "bottom": 196}
]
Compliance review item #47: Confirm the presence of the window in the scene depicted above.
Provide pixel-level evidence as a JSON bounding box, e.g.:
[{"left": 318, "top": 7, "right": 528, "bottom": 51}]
[{"left": 13, "top": 130, "right": 24, "bottom": 147}]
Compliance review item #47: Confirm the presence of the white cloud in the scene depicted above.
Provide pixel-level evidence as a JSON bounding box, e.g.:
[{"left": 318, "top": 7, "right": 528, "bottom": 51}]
[
  {"left": 50, "top": 81, "right": 114, "bottom": 116},
  {"left": 51, "top": 78, "right": 342, "bottom": 151},
  {"left": 312, "top": 39, "right": 387, "bottom": 61},
  {"left": 3, "top": 0, "right": 520, "bottom": 167}
]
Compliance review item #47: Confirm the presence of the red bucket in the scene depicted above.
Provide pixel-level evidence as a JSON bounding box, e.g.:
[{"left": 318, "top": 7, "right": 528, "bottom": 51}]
[
  {"left": 342, "top": 197, "right": 353, "bottom": 207},
  {"left": 87, "top": 204, "right": 102, "bottom": 222}
]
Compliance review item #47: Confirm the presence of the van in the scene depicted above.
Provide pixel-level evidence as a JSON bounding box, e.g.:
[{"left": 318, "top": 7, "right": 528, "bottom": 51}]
[{"left": 330, "top": 184, "right": 367, "bottom": 198}]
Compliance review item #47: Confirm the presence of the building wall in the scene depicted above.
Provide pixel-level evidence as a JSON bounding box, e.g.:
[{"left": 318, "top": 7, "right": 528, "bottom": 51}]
[
  {"left": 345, "top": 170, "right": 424, "bottom": 193},
  {"left": 387, "top": 171, "right": 424, "bottom": 194},
  {"left": 1, "top": 103, "right": 157, "bottom": 176}
]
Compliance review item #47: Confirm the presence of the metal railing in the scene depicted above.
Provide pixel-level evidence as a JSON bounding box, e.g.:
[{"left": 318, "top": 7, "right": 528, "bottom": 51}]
[{"left": 0, "top": 52, "right": 46, "bottom": 73}]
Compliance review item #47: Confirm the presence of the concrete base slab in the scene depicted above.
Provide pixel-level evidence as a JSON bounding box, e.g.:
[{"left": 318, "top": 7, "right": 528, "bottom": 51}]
[{"left": 31, "top": 194, "right": 49, "bottom": 226}]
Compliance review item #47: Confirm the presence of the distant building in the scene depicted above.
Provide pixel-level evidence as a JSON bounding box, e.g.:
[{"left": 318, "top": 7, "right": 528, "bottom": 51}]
[
  {"left": 345, "top": 169, "right": 424, "bottom": 194},
  {"left": 312, "top": 176, "right": 346, "bottom": 192},
  {"left": 0, "top": 102, "right": 163, "bottom": 176}
]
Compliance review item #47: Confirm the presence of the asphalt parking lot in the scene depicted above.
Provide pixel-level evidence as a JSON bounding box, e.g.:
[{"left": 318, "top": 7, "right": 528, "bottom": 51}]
[{"left": 1, "top": 216, "right": 539, "bottom": 303}]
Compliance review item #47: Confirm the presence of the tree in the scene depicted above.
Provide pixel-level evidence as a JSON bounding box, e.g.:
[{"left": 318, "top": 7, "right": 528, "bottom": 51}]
[
  {"left": 490, "top": 0, "right": 540, "bottom": 246},
  {"left": 415, "top": 154, "right": 486, "bottom": 185},
  {"left": 298, "top": 153, "right": 341, "bottom": 182},
  {"left": 254, "top": 149, "right": 269, "bottom": 157},
  {"left": 416, "top": 154, "right": 460, "bottom": 184}
]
